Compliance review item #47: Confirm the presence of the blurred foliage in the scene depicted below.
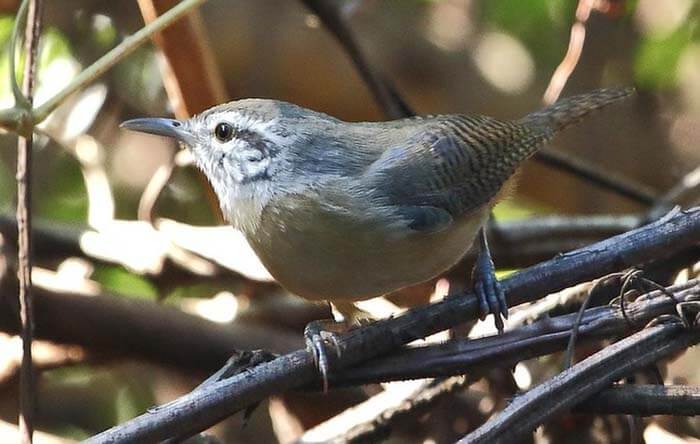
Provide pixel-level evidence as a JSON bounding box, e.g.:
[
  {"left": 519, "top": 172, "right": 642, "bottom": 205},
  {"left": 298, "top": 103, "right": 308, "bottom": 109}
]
[
  {"left": 0, "top": 16, "right": 74, "bottom": 104},
  {"left": 34, "top": 144, "right": 88, "bottom": 221},
  {"left": 91, "top": 265, "right": 158, "bottom": 300},
  {"left": 0, "top": 0, "right": 697, "bottom": 442},
  {"left": 635, "top": 18, "right": 697, "bottom": 89},
  {"left": 479, "top": 0, "right": 575, "bottom": 67}
]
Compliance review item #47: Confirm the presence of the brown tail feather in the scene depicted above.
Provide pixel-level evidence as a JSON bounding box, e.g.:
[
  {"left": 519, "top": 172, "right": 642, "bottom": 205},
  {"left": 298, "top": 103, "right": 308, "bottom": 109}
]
[{"left": 520, "top": 87, "right": 635, "bottom": 134}]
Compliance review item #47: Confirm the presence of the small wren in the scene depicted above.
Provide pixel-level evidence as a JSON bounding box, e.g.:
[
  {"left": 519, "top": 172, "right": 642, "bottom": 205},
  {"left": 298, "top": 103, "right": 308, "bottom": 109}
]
[{"left": 122, "top": 87, "right": 633, "bottom": 380}]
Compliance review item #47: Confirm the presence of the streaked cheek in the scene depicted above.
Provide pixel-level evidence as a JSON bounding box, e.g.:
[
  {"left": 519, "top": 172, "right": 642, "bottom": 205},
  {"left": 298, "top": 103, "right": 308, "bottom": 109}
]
[
  {"left": 243, "top": 150, "right": 264, "bottom": 162},
  {"left": 240, "top": 157, "right": 271, "bottom": 182}
]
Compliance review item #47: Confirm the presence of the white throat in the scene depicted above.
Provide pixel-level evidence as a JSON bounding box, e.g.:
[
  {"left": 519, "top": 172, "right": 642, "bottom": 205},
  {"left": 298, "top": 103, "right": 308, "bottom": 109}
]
[{"left": 216, "top": 179, "right": 273, "bottom": 234}]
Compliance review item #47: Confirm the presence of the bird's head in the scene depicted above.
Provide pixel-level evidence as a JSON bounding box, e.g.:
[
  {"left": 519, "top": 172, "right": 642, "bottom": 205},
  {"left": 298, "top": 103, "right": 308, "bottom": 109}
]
[{"left": 121, "top": 99, "right": 326, "bottom": 230}]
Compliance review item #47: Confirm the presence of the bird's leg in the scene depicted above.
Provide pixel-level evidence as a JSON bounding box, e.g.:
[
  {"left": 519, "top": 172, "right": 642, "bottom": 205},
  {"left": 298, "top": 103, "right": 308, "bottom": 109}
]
[
  {"left": 305, "top": 318, "right": 344, "bottom": 392},
  {"left": 304, "top": 301, "right": 372, "bottom": 391},
  {"left": 472, "top": 227, "right": 508, "bottom": 332}
]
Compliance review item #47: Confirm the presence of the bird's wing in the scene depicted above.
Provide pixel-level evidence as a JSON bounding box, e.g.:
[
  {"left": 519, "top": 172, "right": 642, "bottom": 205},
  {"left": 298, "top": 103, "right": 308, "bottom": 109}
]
[{"left": 367, "top": 115, "right": 546, "bottom": 233}]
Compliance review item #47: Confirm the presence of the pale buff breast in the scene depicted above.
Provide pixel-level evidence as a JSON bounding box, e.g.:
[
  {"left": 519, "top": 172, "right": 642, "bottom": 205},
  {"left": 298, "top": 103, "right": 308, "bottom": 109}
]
[{"left": 245, "top": 191, "right": 490, "bottom": 302}]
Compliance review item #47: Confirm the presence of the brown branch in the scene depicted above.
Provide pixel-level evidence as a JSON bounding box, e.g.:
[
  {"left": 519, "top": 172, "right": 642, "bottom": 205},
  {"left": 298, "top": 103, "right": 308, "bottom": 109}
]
[
  {"left": 15, "top": 0, "right": 43, "bottom": 441},
  {"left": 84, "top": 207, "right": 700, "bottom": 443},
  {"left": 0, "top": 277, "right": 302, "bottom": 372},
  {"left": 136, "top": 0, "right": 228, "bottom": 222},
  {"left": 137, "top": 0, "right": 227, "bottom": 117}
]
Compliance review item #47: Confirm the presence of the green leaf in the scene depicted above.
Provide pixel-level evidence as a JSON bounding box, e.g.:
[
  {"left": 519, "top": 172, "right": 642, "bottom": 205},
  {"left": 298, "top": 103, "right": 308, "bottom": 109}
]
[
  {"left": 0, "top": 17, "right": 76, "bottom": 107},
  {"left": 115, "top": 383, "right": 154, "bottom": 424},
  {"left": 635, "top": 24, "right": 694, "bottom": 89},
  {"left": 34, "top": 147, "right": 88, "bottom": 222},
  {"left": 92, "top": 265, "right": 158, "bottom": 300}
]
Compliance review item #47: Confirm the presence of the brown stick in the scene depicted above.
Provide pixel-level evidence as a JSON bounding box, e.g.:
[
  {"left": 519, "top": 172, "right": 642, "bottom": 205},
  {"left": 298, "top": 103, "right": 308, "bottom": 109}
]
[
  {"left": 136, "top": 0, "right": 228, "bottom": 222},
  {"left": 15, "top": 0, "right": 43, "bottom": 441},
  {"left": 543, "top": 0, "right": 597, "bottom": 105}
]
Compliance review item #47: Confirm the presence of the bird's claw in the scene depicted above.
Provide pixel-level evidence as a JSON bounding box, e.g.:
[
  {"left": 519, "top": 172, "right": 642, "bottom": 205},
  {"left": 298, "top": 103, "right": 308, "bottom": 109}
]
[
  {"left": 472, "top": 248, "right": 508, "bottom": 333},
  {"left": 304, "top": 320, "right": 343, "bottom": 392}
]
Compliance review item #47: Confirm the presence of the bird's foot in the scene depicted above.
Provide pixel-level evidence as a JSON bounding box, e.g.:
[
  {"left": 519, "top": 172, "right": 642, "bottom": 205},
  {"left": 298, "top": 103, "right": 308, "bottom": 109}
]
[
  {"left": 304, "top": 319, "right": 346, "bottom": 392},
  {"left": 472, "top": 247, "right": 508, "bottom": 333}
]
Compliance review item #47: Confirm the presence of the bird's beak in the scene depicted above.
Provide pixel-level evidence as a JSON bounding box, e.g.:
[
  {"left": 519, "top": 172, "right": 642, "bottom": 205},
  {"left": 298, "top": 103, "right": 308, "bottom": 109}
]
[{"left": 120, "top": 117, "right": 196, "bottom": 146}]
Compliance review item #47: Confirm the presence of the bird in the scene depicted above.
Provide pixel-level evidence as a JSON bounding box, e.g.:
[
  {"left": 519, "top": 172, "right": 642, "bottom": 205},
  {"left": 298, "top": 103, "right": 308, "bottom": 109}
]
[{"left": 122, "top": 87, "right": 633, "bottom": 384}]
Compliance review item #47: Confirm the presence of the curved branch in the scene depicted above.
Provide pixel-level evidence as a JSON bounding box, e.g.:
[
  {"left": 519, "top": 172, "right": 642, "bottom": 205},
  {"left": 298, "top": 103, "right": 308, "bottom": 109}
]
[{"left": 85, "top": 207, "right": 700, "bottom": 443}]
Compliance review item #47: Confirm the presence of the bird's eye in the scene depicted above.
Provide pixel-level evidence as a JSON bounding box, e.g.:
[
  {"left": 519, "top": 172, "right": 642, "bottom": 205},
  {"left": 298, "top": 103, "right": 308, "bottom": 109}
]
[{"left": 214, "top": 122, "right": 235, "bottom": 142}]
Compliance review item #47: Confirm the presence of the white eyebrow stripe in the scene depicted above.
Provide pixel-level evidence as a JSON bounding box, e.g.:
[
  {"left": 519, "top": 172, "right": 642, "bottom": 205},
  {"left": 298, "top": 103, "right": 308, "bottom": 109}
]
[{"left": 212, "top": 112, "right": 296, "bottom": 147}]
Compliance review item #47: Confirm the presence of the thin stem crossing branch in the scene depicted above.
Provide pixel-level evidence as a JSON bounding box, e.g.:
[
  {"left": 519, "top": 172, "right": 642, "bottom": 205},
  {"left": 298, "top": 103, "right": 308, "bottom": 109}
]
[
  {"left": 32, "top": 0, "right": 207, "bottom": 124},
  {"left": 15, "top": 0, "right": 43, "bottom": 442}
]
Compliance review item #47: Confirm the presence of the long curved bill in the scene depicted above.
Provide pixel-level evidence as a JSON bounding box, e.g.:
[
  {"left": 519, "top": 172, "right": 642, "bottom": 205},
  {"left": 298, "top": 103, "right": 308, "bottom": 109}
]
[{"left": 120, "top": 117, "right": 196, "bottom": 146}]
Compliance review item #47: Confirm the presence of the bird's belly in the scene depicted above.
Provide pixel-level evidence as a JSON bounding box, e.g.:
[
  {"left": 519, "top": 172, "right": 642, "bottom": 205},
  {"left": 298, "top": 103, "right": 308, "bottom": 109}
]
[{"left": 248, "top": 207, "right": 488, "bottom": 302}]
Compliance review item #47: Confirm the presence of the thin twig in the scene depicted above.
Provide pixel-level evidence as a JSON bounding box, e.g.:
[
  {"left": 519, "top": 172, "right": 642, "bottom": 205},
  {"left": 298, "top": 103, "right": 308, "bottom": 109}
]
[
  {"left": 534, "top": 149, "right": 657, "bottom": 206},
  {"left": 137, "top": 161, "right": 175, "bottom": 223},
  {"left": 0, "top": 0, "right": 209, "bottom": 133},
  {"left": 562, "top": 272, "right": 625, "bottom": 369},
  {"left": 301, "top": 0, "right": 414, "bottom": 119},
  {"left": 542, "top": 0, "right": 597, "bottom": 105},
  {"left": 535, "top": 0, "right": 660, "bottom": 205},
  {"left": 15, "top": 0, "right": 43, "bottom": 441},
  {"left": 30, "top": 0, "right": 207, "bottom": 124},
  {"left": 301, "top": 0, "right": 657, "bottom": 205},
  {"left": 84, "top": 207, "right": 700, "bottom": 443},
  {"left": 9, "top": 0, "right": 29, "bottom": 110},
  {"left": 648, "top": 164, "right": 700, "bottom": 220}
]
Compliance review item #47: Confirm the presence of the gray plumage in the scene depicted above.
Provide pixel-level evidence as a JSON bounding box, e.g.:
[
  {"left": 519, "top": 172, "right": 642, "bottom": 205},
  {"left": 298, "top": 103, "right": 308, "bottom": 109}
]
[
  {"left": 250, "top": 87, "right": 632, "bottom": 235},
  {"left": 121, "top": 87, "right": 633, "bottom": 319}
]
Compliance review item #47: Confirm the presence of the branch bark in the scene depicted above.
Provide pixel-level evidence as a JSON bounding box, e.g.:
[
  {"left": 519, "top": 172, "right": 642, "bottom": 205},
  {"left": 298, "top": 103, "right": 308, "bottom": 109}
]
[
  {"left": 575, "top": 385, "right": 700, "bottom": 416},
  {"left": 297, "top": 279, "right": 700, "bottom": 443},
  {"left": 85, "top": 207, "right": 700, "bottom": 443},
  {"left": 459, "top": 323, "right": 700, "bottom": 443},
  {"left": 15, "top": 0, "right": 43, "bottom": 441},
  {"left": 334, "top": 279, "right": 700, "bottom": 385},
  {"left": 0, "top": 279, "right": 302, "bottom": 370}
]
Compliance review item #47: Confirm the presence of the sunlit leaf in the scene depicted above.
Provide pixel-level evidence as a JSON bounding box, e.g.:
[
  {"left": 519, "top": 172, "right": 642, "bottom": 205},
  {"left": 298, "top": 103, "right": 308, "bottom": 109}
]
[{"left": 0, "top": 18, "right": 77, "bottom": 108}]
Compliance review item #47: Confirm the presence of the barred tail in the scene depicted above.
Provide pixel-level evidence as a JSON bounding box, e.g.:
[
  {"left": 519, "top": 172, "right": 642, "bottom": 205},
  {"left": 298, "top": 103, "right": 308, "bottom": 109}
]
[{"left": 520, "top": 87, "right": 634, "bottom": 133}]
